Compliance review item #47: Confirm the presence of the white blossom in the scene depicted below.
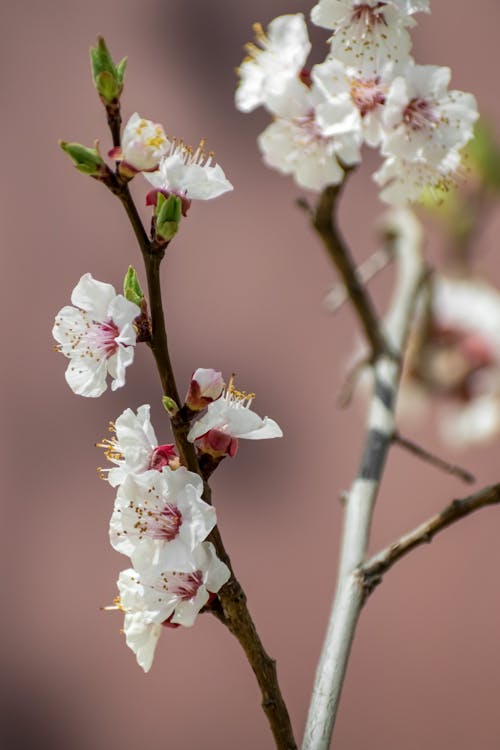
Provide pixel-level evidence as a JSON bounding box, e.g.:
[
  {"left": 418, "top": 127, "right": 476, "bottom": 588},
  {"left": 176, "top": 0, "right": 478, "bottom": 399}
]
[
  {"left": 109, "top": 112, "right": 169, "bottom": 172},
  {"left": 311, "top": 0, "right": 415, "bottom": 74},
  {"left": 144, "top": 139, "right": 232, "bottom": 201},
  {"left": 373, "top": 151, "right": 461, "bottom": 205},
  {"left": 117, "top": 542, "right": 230, "bottom": 671},
  {"left": 188, "top": 377, "right": 283, "bottom": 449},
  {"left": 185, "top": 368, "right": 225, "bottom": 411},
  {"left": 52, "top": 273, "right": 139, "bottom": 397},
  {"left": 381, "top": 64, "right": 478, "bottom": 166},
  {"left": 99, "top": 404, "right": 177, "bottom": 488},
  {"left": 110, "top": 467, "right": 216, "bottom": 571},
  {"left": 235, "top": 14, "right": 311, "bottom": 116}
]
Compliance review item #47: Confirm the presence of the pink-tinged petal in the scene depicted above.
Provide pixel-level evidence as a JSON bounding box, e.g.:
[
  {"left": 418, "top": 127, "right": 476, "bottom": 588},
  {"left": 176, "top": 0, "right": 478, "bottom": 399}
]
[
  {"left": 171, "top": 589, "right": 210, "bottom": 627},
  {"left": 71, "top": 273, "right": 116, "bottom": 320}
]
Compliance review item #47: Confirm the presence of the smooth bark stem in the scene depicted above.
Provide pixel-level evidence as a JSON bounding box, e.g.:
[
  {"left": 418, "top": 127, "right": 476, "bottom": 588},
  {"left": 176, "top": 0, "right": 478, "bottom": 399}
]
[{"left": 302, "top": 209, "right": 424, "bottom": 750}]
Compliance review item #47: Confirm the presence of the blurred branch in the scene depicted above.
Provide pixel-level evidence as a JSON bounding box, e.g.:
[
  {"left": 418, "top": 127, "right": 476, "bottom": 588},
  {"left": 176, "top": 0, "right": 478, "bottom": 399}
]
[
  {"left": 361, "top": 483, "right": 500, "bottom": 595},
  {"left": 302, "top": 208, "right": 424, "bottom": 750},
  {"left": 324, "top": 246, "right": 393, "bottom": 312},
  {"left": 393, "top": 431, "right": 475, "bottom": 484},
  {"left": 312, "top": 183, "right": 389, "bottom": 359}
]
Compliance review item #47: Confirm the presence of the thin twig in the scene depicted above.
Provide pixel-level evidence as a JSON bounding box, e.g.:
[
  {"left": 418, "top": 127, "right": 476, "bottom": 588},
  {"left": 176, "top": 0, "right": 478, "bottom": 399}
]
[
  {"left": 312, "top": 183, "right": 388, "bottom": 359},
  {"left": 302, "top": 209, "right": 424, "bottom": 750},
  {"left": 360, "top": 483, "right": 500, "bottom": 595},
  {"left": 324, "top": 246, "right": 393, "bottom": 313},
  {"left": 393, "top": 431, "right": 475, "bottom": 484},
  {"left": 104, "top": 132, "right": 296, "bottom": 749}
]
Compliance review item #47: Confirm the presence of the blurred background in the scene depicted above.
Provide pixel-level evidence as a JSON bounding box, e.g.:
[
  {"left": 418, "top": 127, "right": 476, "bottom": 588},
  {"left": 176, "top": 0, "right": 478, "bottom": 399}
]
[{"left": 3, "top": 0, "right": 500, "bottom": 748}]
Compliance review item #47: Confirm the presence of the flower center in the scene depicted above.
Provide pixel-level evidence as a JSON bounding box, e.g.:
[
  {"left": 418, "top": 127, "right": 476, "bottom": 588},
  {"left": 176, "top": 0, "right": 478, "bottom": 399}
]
[
  {"left": 350, "top": 77, "right": 386, "bottom": 117},
  {"left": 403, "top": 97, "right": 438, "bottom": 132},
  {"left": 85, "top": 319, "right": 120, "bottom": 357},
  {"left": 133, "top": 502, "right": 183, "bottom": 542},
  {"left": 169, "top": 570, "right": 203, "bottom": 601},
  {"left": 351, "top": 2, "right": 388, "bottom": 28}
]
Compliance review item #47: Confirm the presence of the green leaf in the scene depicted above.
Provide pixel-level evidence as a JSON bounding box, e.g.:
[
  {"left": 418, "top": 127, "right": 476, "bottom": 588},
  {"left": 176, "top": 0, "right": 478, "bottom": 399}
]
[
  {"left": 59, "top": 140, "right": 105, "bottom": 176},
  {"left": 123, "top": 266, "right": 144, "bottom": 306},
  {"left": 89, "top": 37, "right": 126, "bottom": 103}
]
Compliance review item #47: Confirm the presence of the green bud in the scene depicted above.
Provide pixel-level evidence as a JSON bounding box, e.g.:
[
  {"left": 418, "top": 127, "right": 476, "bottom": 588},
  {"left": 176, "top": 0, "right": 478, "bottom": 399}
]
[
  {"left": 155, "top": 193, "right": 182, "bottom": 241},
  {"left": 123, "top": 266, "right": 144, "bottom": 306},
  {"left": 162, "top": 395, "right": 179, "bottom": 417},
  {"left": 466, "top": 120, "right": 500, "bottom": 192},
  {"left": 60, "top": 140, "right": 106, "bottom": 176},
  {"left": 90, "top": 37, "right": 127, "bottom": 104}
]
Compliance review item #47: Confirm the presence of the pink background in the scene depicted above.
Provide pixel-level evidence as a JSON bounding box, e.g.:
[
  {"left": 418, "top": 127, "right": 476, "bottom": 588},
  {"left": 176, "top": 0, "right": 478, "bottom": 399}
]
[{"left": 3, "top": 1, "right": 500, "bottom": 748}]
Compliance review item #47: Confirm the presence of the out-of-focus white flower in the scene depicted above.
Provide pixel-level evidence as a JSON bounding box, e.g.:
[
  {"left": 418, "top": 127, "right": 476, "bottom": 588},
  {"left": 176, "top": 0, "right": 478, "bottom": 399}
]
[
  {"left": 185, "top": 368, "right": 225, "bottom": 411},
  {"left": 381, "top": 64, "right": 478, "bottom": 165},
  {"left": 313, "top": 58, "right": 395, "bottom": 148},
  {"left": 373, "top": 151, "right": 461, "bottom": 206},
  {"left": 235, "top": 14, "right": 311, "bottom": 116},
  {"left": 188, "top": 377, "right": 283, "bottom": 456},
  {"left": 109, "top": 113, "right": 169, "bottom": 173},
  {"left": 117, "top": 542, "right": 230, "bottom": 671},
  {"left": 311, "top": 0, "right": 415, "bottom": 74},
  {"left": 144, "top": 139, "right": 233, "bottom": 202},
  {"left": 110, "top": 467, "right": 216, "bottom": 571},
  {"left": 400, "top": 276, "right": 500, "bottom": 446},
  {"left": 98, "top": 404, "right": 178, "bottom": 487},
  {"left": 52, "top": 273, "right": 139, "bottom": 397}
]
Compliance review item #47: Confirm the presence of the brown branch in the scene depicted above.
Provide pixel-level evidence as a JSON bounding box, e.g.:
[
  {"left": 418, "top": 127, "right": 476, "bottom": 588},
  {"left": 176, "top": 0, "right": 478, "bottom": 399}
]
[
  {"left": 105, "top": 171, "right": 297, "bottom": 750},
  {"left": 312, "top": 183, "right": 388, "bottom": 358},
  {"left": 360, "top": 483, "right": 500, "bottom": 596},
  {"left": 393, "top": 431, "right": 475, "bottom": 484}
]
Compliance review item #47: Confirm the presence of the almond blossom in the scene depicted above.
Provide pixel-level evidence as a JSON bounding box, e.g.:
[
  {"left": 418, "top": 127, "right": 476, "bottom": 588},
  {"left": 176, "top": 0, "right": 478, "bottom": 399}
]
[
  {"left": 144, "top": 139, "right": 233, "bottom": 203},
  {"left": 109, "top": 112, "right": 169, "bottom": 174},
  {"left": 98, "top": 404, "right": 178, "bottom": 487},
  {"left": 110, "top": 467, "right": 216, "bottom": 571},
  {"left": 117, "top": 542, "right": 231, "bottom": 671},
  {"left": 188, "top": 377, "right": 283, "bottom": 456},
  {"left": 52, "top": 273, "right": 140, "bottom": 397}
]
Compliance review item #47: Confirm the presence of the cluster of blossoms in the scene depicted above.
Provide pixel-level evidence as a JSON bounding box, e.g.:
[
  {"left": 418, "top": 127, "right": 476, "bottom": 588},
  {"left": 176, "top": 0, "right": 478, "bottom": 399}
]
[
  {"left": 400, "top": 276, "right": 500, "bottom": 446},
  {"left": 235, "top": 1, "right": 478, "bottom": 204}
]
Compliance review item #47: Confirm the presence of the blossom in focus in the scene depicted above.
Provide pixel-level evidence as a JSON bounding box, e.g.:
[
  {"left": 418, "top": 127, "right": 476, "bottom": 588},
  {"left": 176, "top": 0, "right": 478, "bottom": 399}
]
[
  {"left": 110, "top": 467, "right": 216, "bottom": 571},
  {"left": 188, "top": 376, "right": 283, "bottom": 456},
  {"left": 109, "top": 112, "right": 169, "bottom": 173},
  {"left": 381, "top": 64, "right": 478, "bottom": 166},
  {"left": 117, "top": 542, "right": 230, "bottom": 671},
  {"left": 144, "top": 139, "right": 233, "bottom": 203},
  {"left": 52, "top": 273, "right": 140, "bottom": 397},
  {"left": 185, "top": 368, "right": 225, "bottom": 411},
  {"left": 401, "top": 276, "right": 500, "bottom": 445},
  {"left": 98, "top": 404, "right": 178, "bottom": 487},
  {"left": 310, "top": 0, "right": 416, "bottom": 74},
  {"left": 235, "top": 14, "right": 311, "bottom": 116}
]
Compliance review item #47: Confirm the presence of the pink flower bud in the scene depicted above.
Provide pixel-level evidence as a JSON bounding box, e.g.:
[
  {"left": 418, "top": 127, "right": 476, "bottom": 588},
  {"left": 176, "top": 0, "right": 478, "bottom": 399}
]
[
  {"left": 149, "top": 444, "right": 179, "bottom": 470},
  {"left": 196, "top": 429, "right": 239, "bottom": 458},
  {"left": 185, "top": 368, "right": 225, "bottom": 411}
]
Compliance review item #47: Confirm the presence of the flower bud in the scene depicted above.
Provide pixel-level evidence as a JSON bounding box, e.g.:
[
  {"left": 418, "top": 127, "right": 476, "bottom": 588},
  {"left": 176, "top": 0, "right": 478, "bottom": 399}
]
[
  {"left": 162, "top": 395, "right": 179, "bottom": 417},
  {"left": 109, "top": 113, "right": 169, "bottom": 176},
  {"left": 90, "top": 37, "right": 127, "bottom": 104},
  {"left": 59, "top": 141, "right": 108, "bottom": 178},
  {"left": 155, "top": 193, "right": 182, "bottom": 242},
  {"left": 123, "top": 266, "right": 144, "bottom": 307},
  {"left": 149, "top": 444, "right": 179, "bottom": 470},
  {"left": 196, "top": 429, "right": 239, "bottom": 458},
  {"left": 185, "top": 368, "right": 225, "bottom": 411}
]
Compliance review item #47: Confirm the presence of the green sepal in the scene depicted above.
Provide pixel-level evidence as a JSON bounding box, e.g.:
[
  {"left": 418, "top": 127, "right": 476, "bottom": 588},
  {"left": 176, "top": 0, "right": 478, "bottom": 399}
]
[
  {"left": 162, "top": 395, "right": 179, "bottom": 417},
  {"left": 123, "top": 266, "right": 144, "bottom": 306},
  {"left": 155, "top": 193, "right": 182, "bottom": 241},
  {"left": 59, "top": 140, "right": 106, "bottom": 176},
  {"left": 89, "top": 37, "right": 126, "bottom": 103}
]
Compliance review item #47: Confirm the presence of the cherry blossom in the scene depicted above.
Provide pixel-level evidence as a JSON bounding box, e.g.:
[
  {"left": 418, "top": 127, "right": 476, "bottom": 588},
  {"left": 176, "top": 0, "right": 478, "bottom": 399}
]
[
  {"left": 98, "top": 404, "right": 178, "bottom": 487},
  {"left": 52, "top": 273, "right": 139, "bottom": 397},
  {"left": 110, "top": 467, "right": 216, "bottom": 571}
]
